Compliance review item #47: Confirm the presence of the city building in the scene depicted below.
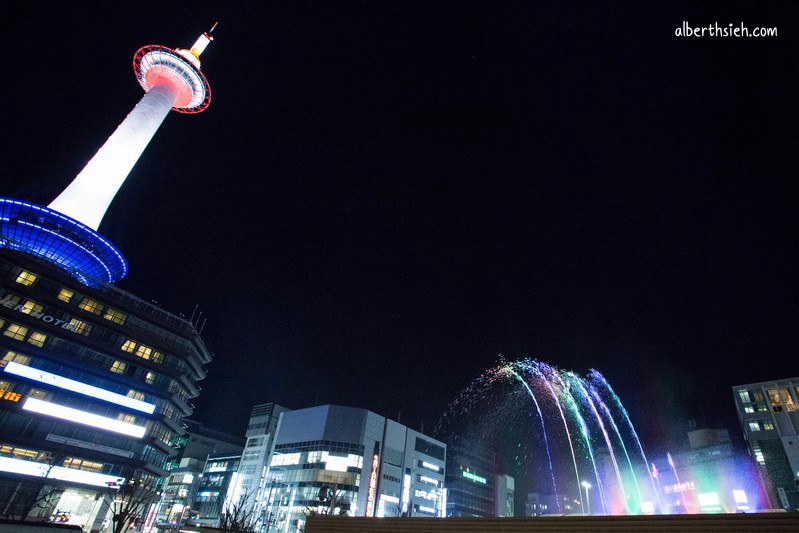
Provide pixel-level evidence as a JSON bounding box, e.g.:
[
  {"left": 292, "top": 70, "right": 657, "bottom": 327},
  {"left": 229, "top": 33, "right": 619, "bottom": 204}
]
[
  {"left": 734, "top": 378, "right": 799, "bottom": 509},
  {"left": 190, "top": 453, "right": 242, "bottom": 527},
  {"left": 227, "top": 402, "right": 291, "bottom": 517},
  {"left": 496, "top": 474, "right": 515, "bottom": 517},
  {"left": 258, "top": 404, "right": 446, "bottom": 533},
  {"left": 649, "top": 427, "right": 767, "bottom": 514},
  {"left": 0, "top": 253, "right": 212, "bottom": 529},
  {"left": 444, "top": 443, "right": 514, "bottom": 517},
  {"left": 153, "top": 421, "right": 244, "bottom": 526},
  {"left": 0, "top": 26, "right": 216, "bottom": 531}
]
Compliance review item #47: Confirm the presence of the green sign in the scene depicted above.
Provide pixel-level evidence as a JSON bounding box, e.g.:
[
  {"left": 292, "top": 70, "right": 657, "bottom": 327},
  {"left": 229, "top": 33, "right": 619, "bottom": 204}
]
[{"left": 462, "top": 470, "right": 487, "bottom": 484}]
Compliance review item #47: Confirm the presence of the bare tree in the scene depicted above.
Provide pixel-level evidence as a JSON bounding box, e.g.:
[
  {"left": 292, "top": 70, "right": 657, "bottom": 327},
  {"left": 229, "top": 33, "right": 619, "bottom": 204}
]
[
  {"left": 103, "top": 472, "right": 161, "bottom": 533},
  {"left": 0, "top": 450, "right": 65, "bottom": 521},
  {"left": 218, "top": 491, "right": 258, "bottom": 532}
]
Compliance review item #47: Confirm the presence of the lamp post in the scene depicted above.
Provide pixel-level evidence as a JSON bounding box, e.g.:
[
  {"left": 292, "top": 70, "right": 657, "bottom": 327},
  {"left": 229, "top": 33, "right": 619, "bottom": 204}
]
[{"left": 580, "top": 481, "right": 592, "bottom": 514}]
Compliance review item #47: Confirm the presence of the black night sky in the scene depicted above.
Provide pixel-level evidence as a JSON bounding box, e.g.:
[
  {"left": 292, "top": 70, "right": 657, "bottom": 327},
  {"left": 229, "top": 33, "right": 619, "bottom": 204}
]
[{"left": 3, "top": 2, "right": 798, "bottom": 452}]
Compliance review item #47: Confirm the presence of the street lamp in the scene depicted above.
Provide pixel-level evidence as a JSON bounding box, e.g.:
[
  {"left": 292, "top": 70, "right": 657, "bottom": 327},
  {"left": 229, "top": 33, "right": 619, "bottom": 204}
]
[{"left": 580, "top": 481, "right": 592, "bottom": 514}]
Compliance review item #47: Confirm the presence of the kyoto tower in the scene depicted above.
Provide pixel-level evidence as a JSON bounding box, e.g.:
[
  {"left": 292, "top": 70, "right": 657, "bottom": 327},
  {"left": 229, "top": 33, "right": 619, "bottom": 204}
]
[{"left": 0, "top": 25, "right": 216, "bottom": 287}]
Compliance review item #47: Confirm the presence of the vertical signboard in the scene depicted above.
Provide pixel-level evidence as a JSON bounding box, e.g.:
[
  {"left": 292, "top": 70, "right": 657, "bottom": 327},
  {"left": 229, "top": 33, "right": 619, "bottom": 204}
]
[{"left": 365, "top": 442, "right": 380, "bottom": 517}]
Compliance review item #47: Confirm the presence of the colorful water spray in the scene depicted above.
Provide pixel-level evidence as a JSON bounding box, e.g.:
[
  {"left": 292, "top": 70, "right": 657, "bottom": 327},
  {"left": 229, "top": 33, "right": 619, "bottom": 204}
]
[{"left": 436, "top": 358, "right": 768, "bottom": 515}]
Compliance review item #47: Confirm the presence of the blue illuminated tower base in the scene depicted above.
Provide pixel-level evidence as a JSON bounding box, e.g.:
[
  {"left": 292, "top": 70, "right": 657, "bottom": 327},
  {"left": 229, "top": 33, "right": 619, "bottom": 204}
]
[{"left": 0, "top": 198, "right": 127, "bottom": 287}]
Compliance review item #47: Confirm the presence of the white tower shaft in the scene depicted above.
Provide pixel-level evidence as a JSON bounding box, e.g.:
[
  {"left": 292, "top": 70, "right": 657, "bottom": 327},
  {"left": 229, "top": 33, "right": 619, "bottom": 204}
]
[{"left": 48, "top": 83, "right": 180, "bottom": 230}]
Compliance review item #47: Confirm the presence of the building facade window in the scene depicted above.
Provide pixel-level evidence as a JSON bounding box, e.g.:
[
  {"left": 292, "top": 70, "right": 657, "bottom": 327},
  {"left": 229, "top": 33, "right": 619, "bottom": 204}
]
[
  {"left": 110, "top": 360, "right": 127, "bottom": 374},
  {"left": 121, "top": 339, "right": 136, "bottom": 353},
  {"left": 3, "top": 323, "right": 28, "bottom": 341},
  {"left": 57, "top": 288, "right": 74, "bottom": 303},
  {"left": 135, "top": 345, "right": 153, "bottom": 360},
  {"left": 779, "top": 388, "right": 797, "bottom": 412},
  {"left": 27, "top": 331, "right": 47, "bottom": 347},
  {"left": 20, "top": 300, "right": 44, "bottom": 315},
  {"left": 15, "top": 271, "right": 37, "bottom": 286},
  {"left": 1, "top": 351, "right": 29, "bottom": 368},
  {"left": 738, "top": 390, "right": 751, "bottom": 403},
  {"left": 126, "top": 389, "right": 145, "bottom": 401},
  {"left": 67, "top": 318, "right": 92, "bottom": 336},
  {"left": 78, "top": 298, "right": 103, "bottom": 315},
  {"left": 767, "top": 389, "right": 783, "bottom": 412},
  {"left": 103, "top": 308, "right": 127, "bottom": 325}
]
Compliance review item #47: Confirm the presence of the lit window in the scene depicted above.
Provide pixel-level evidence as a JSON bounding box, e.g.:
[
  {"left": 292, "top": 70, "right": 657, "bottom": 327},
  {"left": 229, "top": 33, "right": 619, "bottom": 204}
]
[
  {"left": 752, "top": 391, "right": 765, "bottom": 402},
  {"left": 269, "top": 452, "right": 300, "bottom": 466},
  {"left": 753, "top": 446, "right": 765, "bottom": 465},
  {"left": 121, "top": 339, "right": 137, "bottom": 353},
  {"left": 20, "top": 300, "right": 44, "bottom": 315},
  {"left": 28, "top": 388, "right": 52, "bottom": 401},
  {"left": 118, "top": 413, "right": 137, "bottom": 424},
  {"left": 4, "top": 323, "right": 28, "bottom": 341},
  {"left": 67, "top": 318, "right": 92, "bottom": 336},
  {"left": 103, "top": 308, "right": 127, "bottom": 325},
  {"left": 151, "top": 351, "right": 164, "bottom": 364},
  {"left": 15, "top": 271, "right": 37, "bottom": 286},
  {"left": 57, "top": 288, "right": 74, "bottom": 303},
  {"left": 126, "top": 389, "right": 145, "bottom": 401},
  {"left": 767, "top": 389, "right": 783, "bottom": 412},
  {"left": 779, "top": 388, "right": 797, "bottom": 412},
  {"left": 78, "top": 298, "right": 103, "bottom": 315},
  {"left": 145, "top": 372, "right": 156, "bottom": 385},
  {"left": 744, "top": 406, "right": 755, "bottom": 414},
  {"left": 0, "top": 319, "right": 4, "bottom": 330},
  {"left": 27, "top": 331, "right": 47, "bottom": 348},
  {"left": 110, "top": 360, "right": 127, "bottom": 374},
  {"left": 762, "top": 420, "right": 775, "bottom": 431},
  {"left": 738, "top": 390, "right": 751, "bottom": 403},
  {"left": 1, "top": 351, "right": 30, "bottom": 368},
  {"left": 748, "top": 421, "right": 761, "bottom": 432},
  {"left": 135, "top": 345, "right": 152, "bottom": 360}
]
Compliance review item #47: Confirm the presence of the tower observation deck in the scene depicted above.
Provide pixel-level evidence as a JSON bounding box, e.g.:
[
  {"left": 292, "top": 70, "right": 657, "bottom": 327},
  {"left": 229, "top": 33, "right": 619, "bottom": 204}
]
[{"left": 0, "top": 26, "right": 216, "bottom": 287}]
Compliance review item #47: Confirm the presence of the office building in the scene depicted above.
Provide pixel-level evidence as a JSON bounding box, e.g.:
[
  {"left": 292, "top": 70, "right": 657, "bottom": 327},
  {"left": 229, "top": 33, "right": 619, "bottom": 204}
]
[
  {"left": 227, "top": 402, "right": 290, "bottom": 518},
  {"left": 444, "top": 443, "right": 513, "bottom": 517},
  {"left": 152, "top": 421, "right": 244, "bottom": 526},
  {"left": 190, "top": 453, "right": 242, "bottom": 527},
  {"left": 734, "top": 378, "right": 799, "bottom": 509},
  {"left": 259, "top": 404, "right": 446, "bottom": 533}
]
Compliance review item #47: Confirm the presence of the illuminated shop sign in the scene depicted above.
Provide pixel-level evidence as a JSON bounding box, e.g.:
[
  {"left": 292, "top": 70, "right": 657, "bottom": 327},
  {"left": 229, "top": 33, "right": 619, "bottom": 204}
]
[
  {"left": 461, "top": 470, "right": 487, "bottom": 485},
  {"left": 4, "top": 361, "right": 155, "bottom": 413},
  {"left": 365, "top": 442, "right": 380, "bottom": 517},
  {"left": 22, "top": 397, "right": 146, "bottom": 438},
  {"left": 401, "top": 471, "right": 411, "bottom": 513},
  {"left": 0, "top": 390, "right": 21, "bottom": 402},
  {"left": 0, "top": 456, "right": 125, "bottom": 487}
]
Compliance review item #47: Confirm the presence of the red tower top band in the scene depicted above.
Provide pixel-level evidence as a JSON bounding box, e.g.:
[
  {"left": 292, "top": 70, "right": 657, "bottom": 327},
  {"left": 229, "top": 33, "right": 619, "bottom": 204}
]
[{"left": 132, "top": 28, "right": 214, "bottom": 114}]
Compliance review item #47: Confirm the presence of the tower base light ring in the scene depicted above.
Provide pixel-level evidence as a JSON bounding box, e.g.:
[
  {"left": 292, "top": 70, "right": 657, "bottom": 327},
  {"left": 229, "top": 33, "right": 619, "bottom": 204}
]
[{"left": 0, "top": 199, "right": 128, "bottom": 287}]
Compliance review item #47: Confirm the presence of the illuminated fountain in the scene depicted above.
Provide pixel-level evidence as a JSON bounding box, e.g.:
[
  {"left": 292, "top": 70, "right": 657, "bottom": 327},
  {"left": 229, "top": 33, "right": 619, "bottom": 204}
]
[{"left": 436, "top": 358, "right": 767, "bottom": 515}]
